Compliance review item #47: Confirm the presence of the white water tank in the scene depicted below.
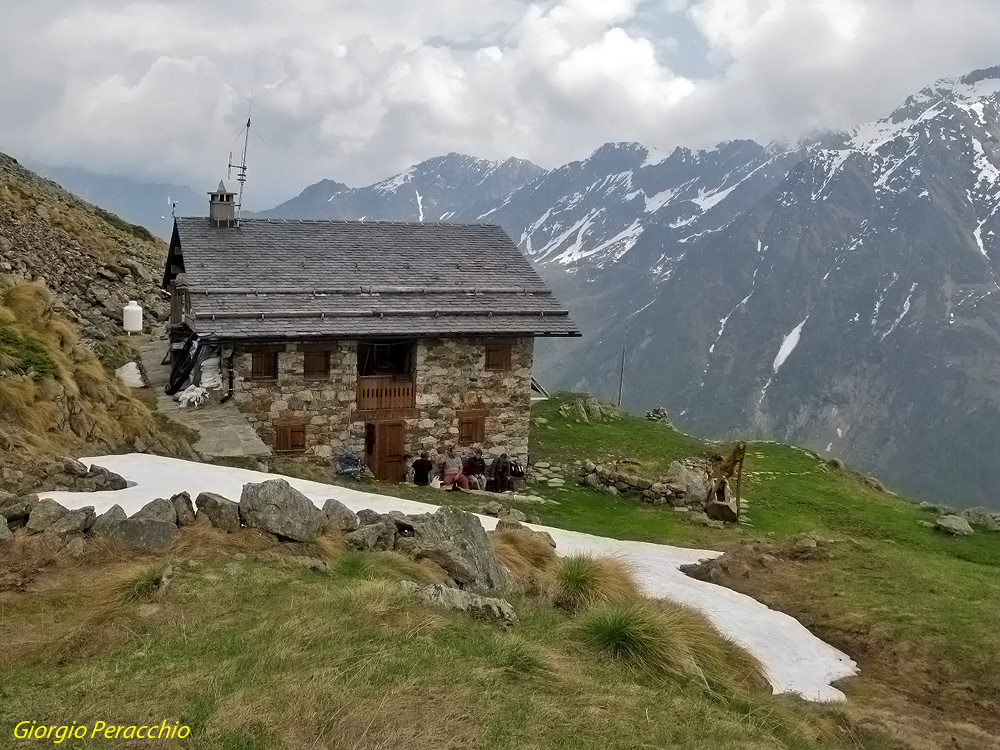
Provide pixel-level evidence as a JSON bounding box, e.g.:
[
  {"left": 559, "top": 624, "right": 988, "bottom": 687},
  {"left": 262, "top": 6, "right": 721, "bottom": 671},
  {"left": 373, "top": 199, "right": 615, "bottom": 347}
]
[{"left": 123, "top": 300, "right": 143, "bottom": 334}]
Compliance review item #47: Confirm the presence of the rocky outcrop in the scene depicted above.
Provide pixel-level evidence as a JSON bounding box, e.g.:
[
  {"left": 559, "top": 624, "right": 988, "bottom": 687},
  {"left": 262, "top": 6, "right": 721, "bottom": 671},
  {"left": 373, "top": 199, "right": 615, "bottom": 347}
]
[
  {"left": 132, "top": 497, "right": 178, "bottom": 524},
  {"left": 194, "top": 492, "right": 241, "bottom": 533},
  {"left": 400, "top": 581, "right": 517, "bottom": 626},
  {"left": 239, "top": 479, "right": 326, "bottom": 542},
  {"left": 90, "top": 504, "right": 127, "bottom": 536},
  {"left": 44, "top": 506, "right": 96, "bottom": 538},
  {"left": 579, "top": 458, "right": 714, "bottom": 511},
  {"left": 936, "top": 515, "right": 975, "bottom": 536},
  {"left": 322, "top": 498, "right": 359, "bottom": 532}
]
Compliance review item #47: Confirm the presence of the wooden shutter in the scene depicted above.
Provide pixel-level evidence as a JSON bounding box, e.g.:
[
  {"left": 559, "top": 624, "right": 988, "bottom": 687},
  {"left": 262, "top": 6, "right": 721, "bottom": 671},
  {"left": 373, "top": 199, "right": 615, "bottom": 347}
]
[
  {"left": 485, "top": 343, "right": 512, "bottom": 371},
  {"left": 251, "top": 352, "right": 278, "bottom": 380},
  {"left": 303, "top": 351, "right": 330, "bottom": 379},
  {"left": 276, "top": 421, "right": 307, "bottom": 452},
  {"left": 458, "top": 414, "right": 485, "bottom": 445}
]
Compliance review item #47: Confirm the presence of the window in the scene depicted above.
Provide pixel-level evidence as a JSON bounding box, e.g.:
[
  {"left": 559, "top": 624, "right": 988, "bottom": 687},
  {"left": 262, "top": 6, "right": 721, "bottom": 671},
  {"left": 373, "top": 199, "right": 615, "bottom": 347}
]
[
  {"left": 485, "top": 342, "right": 512, "bottom": 371},
  {"left": 303, "top": 351, "right": 330, "bottom": 380},
  {"left": 251, "top": 352, "right": 278, "bottom": 380},
  {"left": 276, "top": 421, "right": 307, "bottom": 452},
  {"left": 458, "top": 414, "right": 486, "bottom": 445}
]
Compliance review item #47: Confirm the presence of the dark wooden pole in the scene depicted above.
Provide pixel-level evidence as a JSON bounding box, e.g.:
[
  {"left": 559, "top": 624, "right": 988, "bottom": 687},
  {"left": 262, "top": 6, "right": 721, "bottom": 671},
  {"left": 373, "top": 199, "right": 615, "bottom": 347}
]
[{"left": 735, "top": 442, "right": 746, "bottom": 518}]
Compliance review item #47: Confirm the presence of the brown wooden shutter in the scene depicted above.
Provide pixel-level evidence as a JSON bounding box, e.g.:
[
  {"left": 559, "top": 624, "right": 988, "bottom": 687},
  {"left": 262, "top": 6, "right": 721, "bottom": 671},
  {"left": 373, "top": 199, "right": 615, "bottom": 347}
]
[
  {"left": 458, "top": 415, "right": 485, "bottom": 445},
  {"left": 276, "top": 421, "right": 307, "bottom": 452},
  {"left": 303, "top": 351, "right": 330, "bottom": 379},
  {"left": 485, "top": 343, "right": 512, "bottom": 371},
  {"left": 251, "top": 352, "right": 278, "bottom": 380}
]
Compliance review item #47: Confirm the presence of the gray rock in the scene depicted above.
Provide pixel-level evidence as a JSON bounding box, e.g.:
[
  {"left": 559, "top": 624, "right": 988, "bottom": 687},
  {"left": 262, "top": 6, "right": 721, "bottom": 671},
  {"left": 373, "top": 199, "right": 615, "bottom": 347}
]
[
  {"left": 583, "top": 473, "right": 602, "bottom": 488},
  {"left": 936, "top": 515, "right": 975, "bottom": 536},
  {"left": 45, "top": 507, "right": 96, "bottom": 537},
  {"left": 401, "top": 581, "right": 517, "bottom": 626},
  {"left": 603, "top": 485, "right": 619, "bottom": 496},
  {"left": 322, "top": 498, "right": 359, "bottom": 532},
  {"left": 481, "top": 500, "right": 504, "bottom": 517},
  {"left": 689, "top": 512, "right": 725, "bottom": 530},
  {"left": 195, "top": 492, "right": 241, "bottom": 533},
  {"left": 666, "top": 462, "right": 712, "bottom": 505},
  {"left": 706, "top": 500, "right": 738, "bottom": 524},
  {"left": 960, "top": 507, "right": 1000, "bottom": 532},
  {"left": 0, "top": 517, "right": 11, "bottom": 542},
  {"left": 101, "top": 519, "right": 178, "bottom": 551},
  {"left": 344, "top": 521, "right": 395, "bottom": 551},
  {"left": 62, "top": 458, "right": 90, "bottom": 477},
  {"left": 61, "top": 536, "right": 87, "bottom": 557},
  {"left": 499, "top": 508, "right": 527, "bottom": 523},
  {"left": 403, "top": 506, "right": 510, "bottom": 591},
  {"left": 132, "top": 497, "right": 178, "bottom": 525},
  {"left": 171, "top": 492, "right": 196, "bottom": 527},
  {"left": 357, "top": 508, "right": 383, "bottom": 526},
  {"left": 583, "top": 460, "right": 596, "bottom": 474},
  {"left": 90, "top": 505, "right": 127, "bottom": 536},
  {"left": 26, "top": 498, "right": 69, "bottom": 533},
  {"left": 239, "top": 479, "right": 326, "bottom": 542},
  {"left": 87, "top": 464, "right": 129, "bottom": 491},
  {"left": 0, "top": 495, "right": 36, "bottom": 522}
]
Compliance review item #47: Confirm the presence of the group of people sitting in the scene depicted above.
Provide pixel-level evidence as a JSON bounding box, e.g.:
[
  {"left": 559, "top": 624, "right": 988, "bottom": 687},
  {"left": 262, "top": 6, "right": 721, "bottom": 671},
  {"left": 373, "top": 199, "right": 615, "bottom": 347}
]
[{"left": 405, "top": 446, "right": 517, "bottom": 492}]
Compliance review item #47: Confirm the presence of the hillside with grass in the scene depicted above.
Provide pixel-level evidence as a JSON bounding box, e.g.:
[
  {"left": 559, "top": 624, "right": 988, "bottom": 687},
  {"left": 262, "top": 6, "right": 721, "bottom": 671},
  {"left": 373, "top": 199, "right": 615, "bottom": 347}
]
[
  {"left": 3, "top": 395, "right": 999, "bottom": 749},
  {"left": 0, "top": 151, "right": 168, "bottom": 357}
]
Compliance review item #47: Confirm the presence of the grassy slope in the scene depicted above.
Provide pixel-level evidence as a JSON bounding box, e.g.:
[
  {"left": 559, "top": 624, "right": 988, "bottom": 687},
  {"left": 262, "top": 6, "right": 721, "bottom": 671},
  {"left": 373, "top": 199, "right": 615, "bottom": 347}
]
[{"left": 3, "top": 394, "right": 998, "bottom": 748}]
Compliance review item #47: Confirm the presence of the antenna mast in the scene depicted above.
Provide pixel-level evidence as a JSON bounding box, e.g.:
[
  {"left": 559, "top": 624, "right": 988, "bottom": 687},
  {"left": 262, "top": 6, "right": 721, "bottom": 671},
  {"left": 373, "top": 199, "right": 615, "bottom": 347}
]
[{"left": 228, "top": 99, "right": 252, "bottom": 225}]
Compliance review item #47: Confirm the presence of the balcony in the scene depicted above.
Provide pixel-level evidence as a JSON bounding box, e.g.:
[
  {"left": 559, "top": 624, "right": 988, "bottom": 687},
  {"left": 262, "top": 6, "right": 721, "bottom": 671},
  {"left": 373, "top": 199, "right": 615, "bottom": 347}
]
[{"left": 357, "top": 374, "right": 415, "bottom": 413}]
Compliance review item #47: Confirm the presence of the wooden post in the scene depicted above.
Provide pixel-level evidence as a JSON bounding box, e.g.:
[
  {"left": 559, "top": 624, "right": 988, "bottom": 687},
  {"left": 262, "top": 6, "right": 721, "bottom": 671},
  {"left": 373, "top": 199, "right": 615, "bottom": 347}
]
[{"left": 735, "top": 442, "right": 746, "bottom": 518}]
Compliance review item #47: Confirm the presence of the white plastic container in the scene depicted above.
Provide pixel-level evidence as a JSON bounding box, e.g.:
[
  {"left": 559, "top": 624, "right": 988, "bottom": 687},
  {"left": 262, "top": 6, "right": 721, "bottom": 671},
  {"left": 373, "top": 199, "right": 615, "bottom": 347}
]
[{"left": 123, "top": 300, "right": 143, "bottom": 334}]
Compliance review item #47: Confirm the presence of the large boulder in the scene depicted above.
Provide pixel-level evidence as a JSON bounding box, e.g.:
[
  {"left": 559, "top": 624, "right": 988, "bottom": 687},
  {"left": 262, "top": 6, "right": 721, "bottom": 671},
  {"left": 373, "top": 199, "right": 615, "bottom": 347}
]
[
  {"left": 132, "top": 497, "right": 178, "bottom": 524},
  {"left": 665, "top": 462, "right": 712, "bottom": 505},
  {"left": 344, "top": 519, "right": 396, "bottom": 551},
  {"left": 45, "top": 507, "right": 96, "bottom": 538},
  {"left": 171, "top": 492, "right": 196, "bottom": 527},
  {"left": 403, "top": 506, "right": 510, "bottom": 591},
  {"left": 960, "top": 507, "right": 1000, "bottom": 532},
  {"left": 401, "top": 581, "right": 517, "bottom": 626},
  {"left": 322, "top": 498, "right": 359, "bottom": 532},
  {"left": 101, "top": 519, "right": 178, "bottom": 551},
  {"left": 239, "top": 479, "right": 326, "bottom": 542},
  {"left": 195, "top": 492, "right": 241, "bottom": 533},
  {"left": 26, "top": 499, "right": 69, "bottom": 534},
  {"left": 88, "top": 464, "right": 129, "bottom": 491},
  {"left": 90, "top": 505, "right": 127, "bottom": 536},
  {"left": 936, "top": 515, "right": 975, "bottom": 536}
]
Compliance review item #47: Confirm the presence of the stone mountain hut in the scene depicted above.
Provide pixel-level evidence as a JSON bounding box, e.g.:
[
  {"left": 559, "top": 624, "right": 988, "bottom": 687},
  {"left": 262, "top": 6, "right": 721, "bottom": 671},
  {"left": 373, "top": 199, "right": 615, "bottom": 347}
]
[{"left": 161, "top": 182, "right": 580, "bottom": 480}]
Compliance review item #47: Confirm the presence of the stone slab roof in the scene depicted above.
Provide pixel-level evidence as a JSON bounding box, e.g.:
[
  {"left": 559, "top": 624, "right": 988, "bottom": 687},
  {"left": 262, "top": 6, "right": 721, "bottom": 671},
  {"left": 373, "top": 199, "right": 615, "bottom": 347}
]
[{"left": 167, "top": 218, "right": 579, "bottom": 340}]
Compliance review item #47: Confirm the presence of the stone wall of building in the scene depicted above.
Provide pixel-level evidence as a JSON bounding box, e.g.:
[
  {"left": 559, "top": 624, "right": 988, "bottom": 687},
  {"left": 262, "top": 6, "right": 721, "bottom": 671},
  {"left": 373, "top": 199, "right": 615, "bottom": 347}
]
[
  {"left": 230, "top": 336, "right": 534, "bottom": 464},
  {"left": 232, "top": 341, "right": 359, "bottom": 460}
]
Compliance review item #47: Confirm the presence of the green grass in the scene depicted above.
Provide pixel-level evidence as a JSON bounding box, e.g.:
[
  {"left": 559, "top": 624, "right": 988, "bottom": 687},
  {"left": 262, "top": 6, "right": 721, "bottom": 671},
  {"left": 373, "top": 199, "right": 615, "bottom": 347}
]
[{"left": 0, "top": 545, "right": 868, "bottom": 750}]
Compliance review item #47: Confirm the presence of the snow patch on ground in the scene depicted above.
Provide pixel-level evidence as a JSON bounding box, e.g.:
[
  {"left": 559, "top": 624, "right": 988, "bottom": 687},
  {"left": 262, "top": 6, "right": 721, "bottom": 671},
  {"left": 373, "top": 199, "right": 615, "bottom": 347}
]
[
  {"left": 115, "top": 362, "right": 144, "bottom": 388},
  {"left": 41, "top": 454, "right": 858, "bottom": 703},
  {"left": 773, "top": 318, "right": 808, "bottom": 373}
]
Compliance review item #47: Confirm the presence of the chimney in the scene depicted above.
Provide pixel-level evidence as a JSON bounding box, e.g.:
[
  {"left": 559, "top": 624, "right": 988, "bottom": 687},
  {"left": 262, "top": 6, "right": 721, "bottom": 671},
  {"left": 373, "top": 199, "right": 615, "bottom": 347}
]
[{"left": 208, "top": 180, "right": 237, "bottom": 227}]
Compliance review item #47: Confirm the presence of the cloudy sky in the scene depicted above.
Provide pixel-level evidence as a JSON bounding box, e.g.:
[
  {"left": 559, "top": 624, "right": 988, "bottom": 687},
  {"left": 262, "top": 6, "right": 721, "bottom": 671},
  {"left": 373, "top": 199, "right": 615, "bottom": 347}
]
[{"left": 1, "top": 0, "right": 998, "bottom": 208}]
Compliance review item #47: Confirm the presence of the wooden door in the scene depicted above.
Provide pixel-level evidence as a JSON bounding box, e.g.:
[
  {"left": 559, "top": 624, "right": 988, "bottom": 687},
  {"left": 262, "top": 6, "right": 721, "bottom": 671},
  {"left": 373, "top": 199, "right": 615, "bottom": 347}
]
[{"left": 365, "top": 422, "right": 405, "bottom": 482}]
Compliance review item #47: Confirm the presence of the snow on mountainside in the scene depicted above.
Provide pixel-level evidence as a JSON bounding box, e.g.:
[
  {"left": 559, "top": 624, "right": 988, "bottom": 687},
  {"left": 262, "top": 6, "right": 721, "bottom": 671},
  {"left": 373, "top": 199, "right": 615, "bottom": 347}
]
[
  {"left": 254, "top": 153, "right": 545, "bottom": 223},
  {"left": 251, "top": 65, "right": 1000, "bottom": 507}
]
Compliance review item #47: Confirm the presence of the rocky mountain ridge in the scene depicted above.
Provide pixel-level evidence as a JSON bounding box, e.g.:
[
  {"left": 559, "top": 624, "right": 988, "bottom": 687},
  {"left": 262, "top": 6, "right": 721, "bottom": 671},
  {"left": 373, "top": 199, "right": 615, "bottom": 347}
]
[{"left": 252, "top": 66, "right": 1000, "bottom": 506}]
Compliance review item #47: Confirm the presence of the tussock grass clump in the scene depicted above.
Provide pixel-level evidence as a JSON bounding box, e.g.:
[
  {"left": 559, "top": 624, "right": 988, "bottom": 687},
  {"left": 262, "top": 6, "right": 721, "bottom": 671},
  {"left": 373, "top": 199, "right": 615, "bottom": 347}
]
[
  {"left": 3, "top": 280, "right": 53, "bottom": 324},
  {"left": 577, "top": 601, "right": 766, "bottom": 691},
  {"left": 334, "top": 550, "right": 443, "bottom": 585},
  {"left": 550, "top": 553, "right": 642, "bottom": 612},
  {"left": 487, "top": 633, "right": 552, "bottom": 677},
  {"left": 490, "top": 527, "right": 557, "bottom": 593}
]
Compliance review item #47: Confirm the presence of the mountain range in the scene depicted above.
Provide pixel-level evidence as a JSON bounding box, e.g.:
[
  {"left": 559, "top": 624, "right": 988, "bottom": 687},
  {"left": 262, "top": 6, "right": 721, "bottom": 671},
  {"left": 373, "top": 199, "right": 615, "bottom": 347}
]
[{"left": 32, "top": 65, "right": 1000, "bottom": 507}]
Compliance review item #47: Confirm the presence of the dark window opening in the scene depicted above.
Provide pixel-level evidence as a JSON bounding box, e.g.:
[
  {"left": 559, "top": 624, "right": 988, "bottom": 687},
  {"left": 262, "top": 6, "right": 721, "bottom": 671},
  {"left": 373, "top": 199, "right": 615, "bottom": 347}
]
[
  {"left": 485, "top": 342, "right": 513, "bottom": 371},
  {"left": 251, "top": 352, "right": 278, "bottom": 380},
  {"left": 458, "top": 414, "right": 486, "bottom": 445},
  {"left": 303, "top": 351, "right": 330, "bottom": 380},
  {"left": 358, "top": 340, "right": 413, "bottom": 376},
  {"left": 276, "top": 422, "right": 306, "bottom": 452}
]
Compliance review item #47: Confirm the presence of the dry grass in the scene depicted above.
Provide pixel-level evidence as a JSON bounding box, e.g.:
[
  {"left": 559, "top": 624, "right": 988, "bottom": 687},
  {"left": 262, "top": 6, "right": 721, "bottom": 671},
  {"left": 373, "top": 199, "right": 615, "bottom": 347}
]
[
  {"left": 3, "top": 281, "right": 53, "bottom": 324},
  {"left": 549, "top": 553, "right": 643, "bottom": 612},
  {"left": 490, "top": 527, "right": 558, "bottom": 593}
]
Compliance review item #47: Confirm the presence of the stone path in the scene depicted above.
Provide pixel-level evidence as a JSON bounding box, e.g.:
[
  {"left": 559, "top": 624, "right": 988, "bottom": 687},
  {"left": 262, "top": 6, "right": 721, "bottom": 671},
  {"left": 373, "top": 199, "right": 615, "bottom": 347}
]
[{"left": 129, "top": 334, "right": 271, "bottom": 458}]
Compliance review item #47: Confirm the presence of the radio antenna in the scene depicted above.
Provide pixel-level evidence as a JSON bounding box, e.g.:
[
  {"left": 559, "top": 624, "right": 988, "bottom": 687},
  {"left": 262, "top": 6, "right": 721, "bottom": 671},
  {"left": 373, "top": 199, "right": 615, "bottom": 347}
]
[{"left": 228, "top": 97, "right": 252, "bottom": 225}]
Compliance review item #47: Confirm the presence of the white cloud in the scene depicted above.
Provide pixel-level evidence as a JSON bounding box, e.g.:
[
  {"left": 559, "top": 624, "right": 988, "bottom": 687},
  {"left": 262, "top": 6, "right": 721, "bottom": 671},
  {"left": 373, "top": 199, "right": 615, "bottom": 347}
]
[{"left": 0, "top": 0, "right": 997, "bottom": 208}]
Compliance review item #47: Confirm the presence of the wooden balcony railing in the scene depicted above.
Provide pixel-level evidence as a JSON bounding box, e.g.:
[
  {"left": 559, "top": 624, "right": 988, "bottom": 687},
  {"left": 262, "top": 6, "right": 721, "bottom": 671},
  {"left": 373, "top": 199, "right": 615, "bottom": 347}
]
[{"left": 357, "top": 374, "right": 415, "bottom": 411}]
